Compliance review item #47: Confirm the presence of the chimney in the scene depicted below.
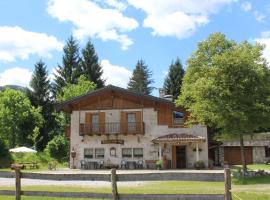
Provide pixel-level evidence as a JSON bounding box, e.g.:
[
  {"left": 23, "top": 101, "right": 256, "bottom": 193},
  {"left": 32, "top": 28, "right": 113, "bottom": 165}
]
[
  {"left": 159, "top": 88, "right": 165, "bottom": 98},
  {"left": 164, "top": 95, "right": 173, "bottom": 102}
]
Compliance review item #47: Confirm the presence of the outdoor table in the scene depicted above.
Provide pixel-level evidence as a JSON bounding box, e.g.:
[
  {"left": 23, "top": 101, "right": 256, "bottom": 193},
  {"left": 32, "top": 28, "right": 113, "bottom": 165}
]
[{"left": 126, "top": 161, "right": 136, "bottom": 169}]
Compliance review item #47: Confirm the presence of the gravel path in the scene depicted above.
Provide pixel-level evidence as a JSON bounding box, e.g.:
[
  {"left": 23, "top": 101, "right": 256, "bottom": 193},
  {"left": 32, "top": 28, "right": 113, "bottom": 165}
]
[{"left": 0, "top": 177, "right": 144, "bottom": 187}]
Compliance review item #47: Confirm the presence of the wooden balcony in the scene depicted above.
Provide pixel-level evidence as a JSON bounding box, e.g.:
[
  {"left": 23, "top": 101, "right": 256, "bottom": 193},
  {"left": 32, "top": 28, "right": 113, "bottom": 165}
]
[{"left": 79, "top": 122, "right": 145, "bottom": 136}]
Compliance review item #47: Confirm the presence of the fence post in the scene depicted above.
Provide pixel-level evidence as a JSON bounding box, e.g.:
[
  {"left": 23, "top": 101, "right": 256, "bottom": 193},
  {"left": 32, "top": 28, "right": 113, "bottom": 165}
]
[
  {"left": 224, "top": 168, "right": 231, "bottom": 200},
  {"left": 111, "top": 168, "right": 119, "bottom": 200},
  {"left": 14, "top": 165, "right": 23, "bottom": 200}
]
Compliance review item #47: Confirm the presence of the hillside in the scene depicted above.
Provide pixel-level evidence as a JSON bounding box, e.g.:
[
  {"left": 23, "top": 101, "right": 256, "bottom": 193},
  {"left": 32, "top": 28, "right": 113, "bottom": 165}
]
[{"left": 0, "top": 85, "right": 27, "bottom": 92}]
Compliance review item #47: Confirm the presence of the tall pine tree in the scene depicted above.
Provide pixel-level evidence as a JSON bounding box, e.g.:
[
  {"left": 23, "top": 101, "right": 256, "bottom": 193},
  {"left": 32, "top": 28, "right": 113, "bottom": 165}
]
[
  {"left": 127, "top": 60, "right": 154, "bottom": 95},
  {"left": 81, "top": 39, "right": 104, "bottom": 88},
  {"left": 163, "top": 58, "right": 185, "bottom": 101},
  {"left": 27, "top": 60, "right": 55, "bottom": 150},
  {"left": 54, "top": 36, "right": 81, "bottom": 96}
]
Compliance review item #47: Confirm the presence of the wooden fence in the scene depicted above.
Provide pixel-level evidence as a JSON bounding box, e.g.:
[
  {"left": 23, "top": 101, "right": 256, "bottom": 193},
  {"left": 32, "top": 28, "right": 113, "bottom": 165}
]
[{"left": 0, "top": 167, "right": 232, "bottom": 200}]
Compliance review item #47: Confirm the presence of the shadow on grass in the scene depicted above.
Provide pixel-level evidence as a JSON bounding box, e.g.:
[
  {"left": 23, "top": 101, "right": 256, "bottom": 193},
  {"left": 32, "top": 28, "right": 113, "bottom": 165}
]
[{"left": 232, "top": 175, "right": 270, "bottom": 185}]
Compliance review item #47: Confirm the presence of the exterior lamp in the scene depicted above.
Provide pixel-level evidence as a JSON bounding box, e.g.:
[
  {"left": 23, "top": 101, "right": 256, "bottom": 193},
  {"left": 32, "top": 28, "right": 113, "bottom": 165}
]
[{"left": 71, "top": 147, "right": 76, "bottom": 169}]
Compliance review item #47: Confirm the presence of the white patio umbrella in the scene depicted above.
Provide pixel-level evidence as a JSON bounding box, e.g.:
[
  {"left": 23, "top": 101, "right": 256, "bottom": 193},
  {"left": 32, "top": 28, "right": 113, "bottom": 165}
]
[{"left": 9, "top": 146, "right": 37, "bottom": 153}]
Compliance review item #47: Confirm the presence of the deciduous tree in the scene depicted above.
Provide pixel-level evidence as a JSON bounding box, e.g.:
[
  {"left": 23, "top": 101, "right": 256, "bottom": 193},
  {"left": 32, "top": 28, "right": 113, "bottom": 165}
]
[
  {"left": 0, "top": 89, "right": 43, "bottom": 148},
  {"left": 177, "top": 33, "right": 270, "bottom": 173}
]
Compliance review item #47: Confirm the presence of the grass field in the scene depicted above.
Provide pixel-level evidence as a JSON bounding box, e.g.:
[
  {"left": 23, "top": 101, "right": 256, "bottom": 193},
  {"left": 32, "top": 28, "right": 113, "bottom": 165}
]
[
  {"left": 0, "top": 179, "right": 270, "bottom": 200},
  {"left": 1, "top": 164, "right": 270, "bottom": 199}
]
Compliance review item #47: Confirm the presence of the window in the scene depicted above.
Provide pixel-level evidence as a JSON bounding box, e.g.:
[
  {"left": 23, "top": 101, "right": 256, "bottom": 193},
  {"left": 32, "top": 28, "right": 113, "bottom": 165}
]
[
  {"left": 173, "top": 111, "right": 184, "bottom": 125},
  {"left": 133, "top": 148, "right": 143, "bottom": 158},
  {"left": 122, "top": 148, "right": 132, "bottom": 158},
  {"left": 95, "top": 148, "right": 105, "bottom": 158},
  {"left": 84, "top": 148, "right": 93, "bottom": 159},
  {"left": 92, "top": 114, "right": 99, "bottom": 132},
  {"left": 127, "top": 113, "right": 136, "bottom": 132},
  {"left": 265, "top": 146, "right": 270, "bottom": 157}
]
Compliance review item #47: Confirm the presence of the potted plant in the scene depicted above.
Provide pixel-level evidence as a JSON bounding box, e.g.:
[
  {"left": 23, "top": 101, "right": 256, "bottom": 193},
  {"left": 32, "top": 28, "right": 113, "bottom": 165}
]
[
  {"left": 194, "top": 160, "right": 205, "bottom": 170},
  {"left": 156, "top": 160, "right": 163, "bottom": 170}
]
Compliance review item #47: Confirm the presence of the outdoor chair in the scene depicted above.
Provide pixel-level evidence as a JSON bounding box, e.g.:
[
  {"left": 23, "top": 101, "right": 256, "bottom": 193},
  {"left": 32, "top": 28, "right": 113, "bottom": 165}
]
[
  {"left": 80, "top": 160, "right": 87, "bottom": 169},
  {"left": 97, "top": 160, "right": 104, "bottom": 169},
  {"left": 120, "top": 160, "right": 127, "bottom": 169},
  {"left": 136, "top": 160, "right": 143, "bottom": 169}
]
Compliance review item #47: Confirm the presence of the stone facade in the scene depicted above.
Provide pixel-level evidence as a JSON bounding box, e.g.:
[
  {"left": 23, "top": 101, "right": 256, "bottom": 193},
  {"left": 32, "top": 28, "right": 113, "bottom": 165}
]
[{"left": 70, "top": 108, "right": 208, "bottom": 169}]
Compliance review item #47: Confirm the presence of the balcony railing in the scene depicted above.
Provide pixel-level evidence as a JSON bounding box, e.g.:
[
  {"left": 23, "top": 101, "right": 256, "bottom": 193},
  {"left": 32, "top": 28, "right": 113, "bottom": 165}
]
[{"left": 79, "top": 122, "right": 145, "bottom": 136}]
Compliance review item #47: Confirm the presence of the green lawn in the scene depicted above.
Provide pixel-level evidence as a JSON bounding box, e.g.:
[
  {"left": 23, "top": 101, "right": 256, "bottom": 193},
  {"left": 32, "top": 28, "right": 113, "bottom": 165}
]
[
  {"left": 0, "top": 179, "right": 270, "bottom": 199},
  {"left": 1, "top": 164, "right": 270, "bottom": 200}
]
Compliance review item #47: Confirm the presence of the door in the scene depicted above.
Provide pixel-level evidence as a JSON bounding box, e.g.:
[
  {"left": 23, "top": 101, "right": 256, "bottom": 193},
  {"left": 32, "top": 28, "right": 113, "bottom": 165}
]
[
  {"left": 92, "top": 114, "right": 99, "bottom": 133},
  {"left": 127, "top": 113, "right": 136, "bottom": 133},
  {"left": 224, "top": 147, "right": 253, "bottom": 165},
  {"left": 176, "top": 146, "right": 186, "bottom": 169}
]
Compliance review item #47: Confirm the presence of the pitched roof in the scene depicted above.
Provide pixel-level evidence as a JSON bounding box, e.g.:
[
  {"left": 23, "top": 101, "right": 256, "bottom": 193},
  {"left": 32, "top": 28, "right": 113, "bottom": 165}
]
[
  {"left": 152, "top": 133, "right": 205, "bottom": 143},
  {"left": 56, "top": 84, "right": 175, "bottom": 112}
]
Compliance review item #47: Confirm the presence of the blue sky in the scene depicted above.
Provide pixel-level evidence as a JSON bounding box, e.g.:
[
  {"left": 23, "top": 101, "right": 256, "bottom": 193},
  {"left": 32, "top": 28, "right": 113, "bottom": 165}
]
[{"left": 0, "top": 0, "right": 270, "bottom": 96}]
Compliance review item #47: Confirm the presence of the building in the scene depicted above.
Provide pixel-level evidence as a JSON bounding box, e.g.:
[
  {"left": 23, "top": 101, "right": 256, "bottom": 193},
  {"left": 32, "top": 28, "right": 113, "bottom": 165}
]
[
  {"left": 220, "top": 133, "right": 270, "bottom": 165},
  {"left": 57, "top": 85, "right": 208, "bottom": 169}
]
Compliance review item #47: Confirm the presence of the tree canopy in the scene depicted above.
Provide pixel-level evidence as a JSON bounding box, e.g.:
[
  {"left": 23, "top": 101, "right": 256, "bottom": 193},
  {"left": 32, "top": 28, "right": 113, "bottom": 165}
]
[
  {"left": 57, "top": 75, "right": 96, "bottom": 102},
  {"left": 81, "top": 39, "right": 105, "bottom": 88},
  {"left": 0, "top": 89, "right": 43, "bottom": 148},
  {"left": 177, "top": 32, "right": 270, "bottom": 172},
  {"left": 163, "top": 58, "right": 185, "bottom": 101},
  {"left": 54, "top": 36, "right": 82, "bottom": 96},
  {"left": 127, "top": 60, "right": 154, "bottom": 95}
]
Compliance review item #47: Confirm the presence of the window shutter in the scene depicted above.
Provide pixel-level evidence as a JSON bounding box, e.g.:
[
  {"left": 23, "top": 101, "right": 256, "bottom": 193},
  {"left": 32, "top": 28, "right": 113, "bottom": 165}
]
[
  {"left": 120, "top": 111, "right": 127, "bottom": 134},
  {"left": 99, "top": 112, "right": 105, "bottom": 134},
  {"left": 135, "top": 111, "right": 142, "bottom": 133},
  {"left": 85, "top": 113, "right": 92, "bottom": 124}
]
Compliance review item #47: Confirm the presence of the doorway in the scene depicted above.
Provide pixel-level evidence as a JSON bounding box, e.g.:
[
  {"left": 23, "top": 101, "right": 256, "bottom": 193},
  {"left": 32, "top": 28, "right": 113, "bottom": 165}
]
[{"left": 176, "top": 146, "right": 186, "bottom": 169}]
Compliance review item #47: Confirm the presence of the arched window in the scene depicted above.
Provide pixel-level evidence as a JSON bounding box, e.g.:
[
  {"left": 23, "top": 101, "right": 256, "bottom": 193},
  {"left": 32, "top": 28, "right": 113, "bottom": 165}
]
[{"left": 110, "top": 147, "right": 116, "bottom": 157}]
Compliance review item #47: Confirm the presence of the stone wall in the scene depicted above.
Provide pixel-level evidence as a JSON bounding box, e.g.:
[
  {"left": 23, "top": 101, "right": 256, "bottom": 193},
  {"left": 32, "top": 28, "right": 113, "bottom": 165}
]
[{"left": 253, "top": 147, "right": 266, "bottom": 163}]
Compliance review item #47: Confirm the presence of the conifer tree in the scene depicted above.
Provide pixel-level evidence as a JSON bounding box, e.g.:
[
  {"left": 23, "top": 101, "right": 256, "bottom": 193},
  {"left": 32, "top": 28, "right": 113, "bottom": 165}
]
[
  {"left": 81, "top": 40, "right": 104, "bottom": 88},
  {"left": 127, "top": 60, "right": 154, "bottom": 95},
  {"left": 54, "top": 36, "right": 81, "bottom": 96},
  {"left": 163, "top": 58, "right": 185, "bottom": 101},
  {"left": 27, "top": 60, "right": 55, "bottom": 150}
]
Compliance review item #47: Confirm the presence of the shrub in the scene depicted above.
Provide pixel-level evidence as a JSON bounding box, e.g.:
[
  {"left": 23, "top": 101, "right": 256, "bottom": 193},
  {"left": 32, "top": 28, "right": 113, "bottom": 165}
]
[
  {"left": 46, "top": 135, "right": 69, "bottom": 162},
  {"left": 194, "top": 160, "right": 206, "bottom": 169},
  {"left": 156, "top": 160, "right": 163, "bottom": 170},
  {"left": 0, "top": 139, "right": 13, "bottom": 168}
]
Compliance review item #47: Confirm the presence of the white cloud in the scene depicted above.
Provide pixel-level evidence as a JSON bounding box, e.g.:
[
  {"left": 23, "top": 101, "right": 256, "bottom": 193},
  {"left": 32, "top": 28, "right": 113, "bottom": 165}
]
[
  {"left": 47, "top": 0, "right": 138, "bottom": 50},
  {"left": 0, "top": 26, "right": 63, "bottom": 62},
  {"left": 254, "top": 11, "right": 266, "bottom": 22},
  {"left": 241, "top": 1, "right": 252, "bottom": 12},
  {"left": 255, "top": 32, "right": 270, "bottom": 63},
  {"left": 127, "top": 0, "right": 235, "bottom": 39},
  {"left": 0, "top": 67, "right": 32, "bottom": 87},
  {"left": 105, "top": 0, "right": 127, "bottom": 11},
  {"left": 101, "top": 59, "right": 131, "bottom": 87}
]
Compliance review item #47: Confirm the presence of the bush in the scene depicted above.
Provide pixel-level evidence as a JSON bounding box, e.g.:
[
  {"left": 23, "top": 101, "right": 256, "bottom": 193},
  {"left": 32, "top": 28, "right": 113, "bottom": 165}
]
[
  {"left": 46, "top": 135, "right": 69, "bottom": 162},
  {"left": 194, "top": 160, "right": 206, "bottom": 169},
  {"left": 156, "top": 160, "right": 163, "bottom": 170},
  {"left": 0, "top": 139, "right": 13, "bottom": 168}
]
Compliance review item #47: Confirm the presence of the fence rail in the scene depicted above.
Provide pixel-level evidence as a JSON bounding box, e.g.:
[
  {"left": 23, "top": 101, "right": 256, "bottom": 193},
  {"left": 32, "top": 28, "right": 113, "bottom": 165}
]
[{"left": 0, "top": 167, "right": 232, "bottom": 200}]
